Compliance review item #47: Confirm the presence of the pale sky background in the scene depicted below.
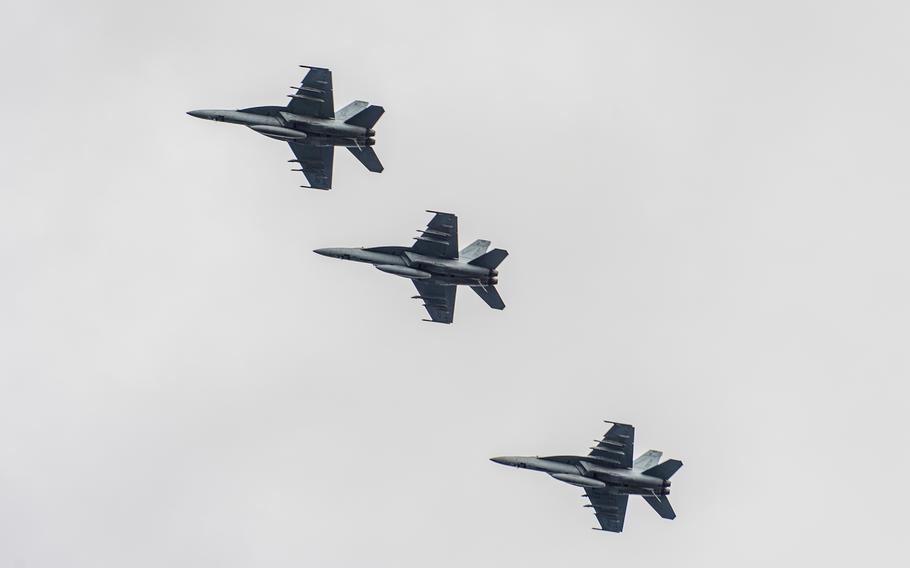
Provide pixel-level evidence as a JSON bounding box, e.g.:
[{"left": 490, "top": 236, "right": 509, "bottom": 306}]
[{"left": 1, "top": 1, "right": 909, "bottom": 567}]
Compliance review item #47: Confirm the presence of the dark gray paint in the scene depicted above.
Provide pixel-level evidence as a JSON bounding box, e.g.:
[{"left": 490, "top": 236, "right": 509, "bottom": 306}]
[
  {"left": 314, "top": 211, "right": 508, "bottom": 324},
  {"left": 187, "top": 66, "right": 384, "bottom": 190},
  {"left": 492, "top": 421, "right": 683, "bottom": 533}
]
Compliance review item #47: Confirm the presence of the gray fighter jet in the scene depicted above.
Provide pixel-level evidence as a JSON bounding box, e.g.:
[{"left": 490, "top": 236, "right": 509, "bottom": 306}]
[
  {"left": 188, "top": 66, "right": 383, "bottom": 190},
  {"left": 314, "top": 211, "right": 507, "bottom": 324},
  {"left": 492, "top": 421, "right": 682, "bottom": 533}
]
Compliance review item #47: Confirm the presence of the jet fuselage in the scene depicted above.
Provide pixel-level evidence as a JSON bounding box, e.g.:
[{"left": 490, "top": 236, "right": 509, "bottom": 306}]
[
  {"left": 491, "top": 455, "right": 670, "bottom": 496},
  {"left": 314, "top": 247, "right": 498, "bottom": 286},
  {"left": 187, "top": 106, "right": 375, "bottom": 147}
]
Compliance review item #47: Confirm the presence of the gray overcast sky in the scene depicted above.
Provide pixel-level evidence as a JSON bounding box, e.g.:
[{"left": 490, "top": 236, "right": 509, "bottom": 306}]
[{"left": 1, "top": 1, "right": 908, "bottom": 566}]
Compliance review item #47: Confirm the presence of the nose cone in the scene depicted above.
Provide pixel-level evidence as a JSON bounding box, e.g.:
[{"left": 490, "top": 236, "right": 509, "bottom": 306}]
[
  {"left": 187, "top": 109, "right": 219, "bottom": 120},
  {"left": 313, "top": 248, "right": 337, "bottom": 258},
  {"left": 313, "top": 247, "right": 357, "bottom": 259},
  {"left": 491, "top": 456, "right": 522, "bottom": 467}
]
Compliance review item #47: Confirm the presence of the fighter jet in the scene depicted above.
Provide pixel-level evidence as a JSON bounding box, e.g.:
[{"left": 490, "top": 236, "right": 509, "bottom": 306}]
[
  {"left": 314, "top": 211, "right": 507, "bottom": 324},
  {"left": 491, "top": 421, "right": 682, "bottom": 533},
  {"left": 188, "top": 66, "right": 383, "bottom": 190}
]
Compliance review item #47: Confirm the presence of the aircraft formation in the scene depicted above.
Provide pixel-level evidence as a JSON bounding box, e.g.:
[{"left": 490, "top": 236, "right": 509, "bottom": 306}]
[{"left": 189, "top": 65, "right": 683, "bottom": 534}]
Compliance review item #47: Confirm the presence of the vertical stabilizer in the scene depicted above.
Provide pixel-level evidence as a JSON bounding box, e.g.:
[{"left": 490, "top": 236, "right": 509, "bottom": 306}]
[
  {"left": 335, "top": 100, "right": 369, "bottom": 122},
  {"left": 633, "top": 450, "right": 663, "bottom": 471},
  {"left": 460, "top": 239, "right": 491, "bottom": 261}
]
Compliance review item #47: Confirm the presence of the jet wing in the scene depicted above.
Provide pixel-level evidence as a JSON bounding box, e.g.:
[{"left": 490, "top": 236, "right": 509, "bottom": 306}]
[
  {"left": 588, "top": 422, "right": 634, "bottom": 469},
  {"left": 584, "top": 489, "right": 629, "bottom": 533},
  {"left": 288, "top": 142, "right": 334, "bottom": 190},
  {"left": 411, "top": 211, "right": 458, "bottom": 259},
  {"left": 287, "top": 66, "right": 334, "bottom": 119},
  {"left": 412, "top": 280, "right": 456, "bottom": 324}
]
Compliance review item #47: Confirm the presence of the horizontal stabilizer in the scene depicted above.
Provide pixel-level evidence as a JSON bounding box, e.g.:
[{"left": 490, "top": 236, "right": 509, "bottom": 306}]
[
  {"left": 642, "top": 459, "right": 683, "bottom": 481},
  {"left": 643, "top": 495, "right": 676, "bottom": 520},
  {"left": 344, "top": 105, "right": 384, "bottom": 129},
  {"left": 468, "top": 248, "right": 508, "bottom": 270},
  {"left": 347, "top": 146, "right": 384, "bottom": 173},
  {"left": 470, "top": 285, "right": 505, "bottom": 310}
]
